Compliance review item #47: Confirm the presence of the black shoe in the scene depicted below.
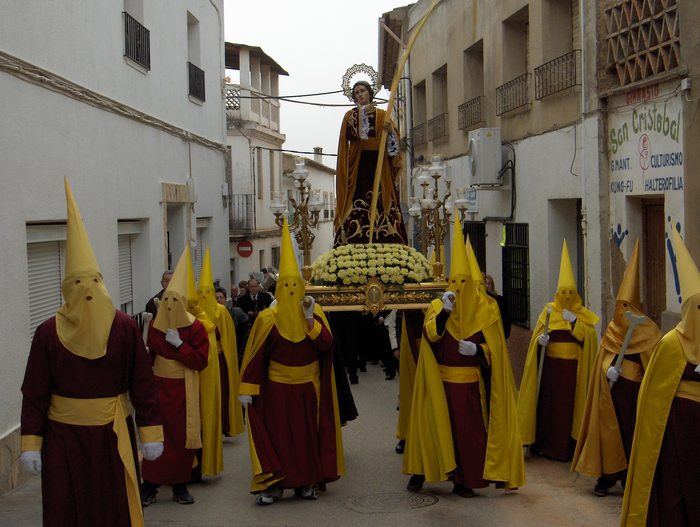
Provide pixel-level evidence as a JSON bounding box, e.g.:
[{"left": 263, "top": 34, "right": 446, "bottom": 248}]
[
  {"left": 406, "top": 475, "right": 425, "bottom": 492},
  {"left": 172, "top": 484, "right": 195, "bottom": 505},
  {"left": 349, "top": 376, "right": 359, "bottom": 385},
  {"left": 452, "top": 484, "right": 476, "bottom": 498},
  {"left": 385, "top": 373, "right": 396, "bottom": 380},
  {"left": 141, "top": 483, "right": 158, "bottom": 507},
  {"left": 395, "top": 440, "right": 405, "bottom": 454},
  {"left": 359, "top": 366, "right": 367, "bottom": 373},
  {"left": 594, "top": 477, "right": 616, "bottom": 497}
]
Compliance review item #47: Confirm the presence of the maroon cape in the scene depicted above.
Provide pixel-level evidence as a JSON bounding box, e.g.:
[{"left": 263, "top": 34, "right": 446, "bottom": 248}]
[
  {"left": 141, "top": 321, "right": 209, "bottom": 485},
  {"left": 241, "top": 317, "right": 340, "bottom": 489},
  {"left": 428, "top": 329, "right": 489, "bottom": 489},
  {"left": 21, "top": 312, "right": 162, "bottom": 527}
]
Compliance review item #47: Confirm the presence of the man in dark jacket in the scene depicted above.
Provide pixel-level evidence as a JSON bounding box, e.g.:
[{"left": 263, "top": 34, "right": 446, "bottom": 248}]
[
  {"left": 145, "top": 270, "right": 173, "bottom": 316},
  {"left": 236, "top": 278, "right": 273, "bottom": 323},
  {"left": 485, "top": 274, "right": 511, "bottom": 339}
]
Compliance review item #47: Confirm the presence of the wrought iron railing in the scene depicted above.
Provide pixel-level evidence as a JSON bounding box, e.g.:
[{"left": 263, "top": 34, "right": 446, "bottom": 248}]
[
  {"left": 123, "top": 12, "right": 150, "bottom": 70},
  {"left": 502, "top": 223, "right": 530, "bottom": 328},
  {"left": 496, "top": 73, "right": 530, "bottom": 115},
  {"left": 230, "top": 194, "right": 255, "bottom": 233},
  {"left": 458, "top": 96, "right": 484, "bottom": 130},
  {"left": 428, "top": 113, "right": 448, "bottom": 141},
  {"left": 187, "top": 62, "right": 205, "bottom": 102},
  {"left": 534, "top": 50, "right": 580, "bottom": 100},
  {"left": 412, "top": 124, "right": 426, "bottom": 147},
  {"left": 225, "top": 86, "right": 240, "bottom": 110}
]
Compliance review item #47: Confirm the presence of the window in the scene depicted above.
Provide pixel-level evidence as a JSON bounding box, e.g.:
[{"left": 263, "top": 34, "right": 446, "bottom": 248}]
[
  {"left": 187, "top": 12, "right": 205, "bottom": 101},
  {"left": 412, "top": 80, "right": 427, "bottom": 147},
  {"left": 123, "top": 0, "right": 149, "bottom": 70},
  {"left": 460, "top": 40, "right": 484, "bottom": 130},
  {"left": 269, "top": 150, "right": 276, "bottom": 198},
  {"left": 535, "top": 0, "right": 578, "bottom": 100},
  {"left": 271, "top": 246, "right": 280, "bottom": 270},
  {"left": 463, "top": 221, "right": 486, "bottom": 271},
  {"left": 27, "top": 241, "right": 64, "bottom": 338},
  {"left": 259, "top": 249, "right": 265, "bottom": 270},
  {"left": 256, "top": 148, "right": 264, "bottom": 200},
  {"left": 502, "top": 223, "right": 530, "bottom": 328},
  {"left": 118, "top": 234, "right": 134, "bottom": 314},
  {"left": 429, "top": 65, "right": 449, "bottom": 142},
  {"left": 193, "top": 227, "right": 205, "bottom": 281},
  {"left": 323, "top": 192, "right": 330, "bottom": 220},
  {"left": 498, "top": 6, "right": 530, "bottom": 115}
]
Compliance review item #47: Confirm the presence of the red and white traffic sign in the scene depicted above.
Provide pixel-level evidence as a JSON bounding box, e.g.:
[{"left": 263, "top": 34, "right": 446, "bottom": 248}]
[{"left": 237, "top": 240, "right": 253, "bottom": 257}]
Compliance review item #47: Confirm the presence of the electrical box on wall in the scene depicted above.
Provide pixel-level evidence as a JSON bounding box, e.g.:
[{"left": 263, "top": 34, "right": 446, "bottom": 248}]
[{"left": 468, "top": 128, "right": 503, "bottom": 188}]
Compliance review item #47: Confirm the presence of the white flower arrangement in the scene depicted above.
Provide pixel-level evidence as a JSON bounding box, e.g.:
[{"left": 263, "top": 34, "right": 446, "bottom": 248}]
[{"left": 311, "top": 243, "right": 433, "bottom": 286}]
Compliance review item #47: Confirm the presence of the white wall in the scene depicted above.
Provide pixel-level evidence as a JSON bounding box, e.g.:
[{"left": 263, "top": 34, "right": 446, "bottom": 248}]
[{"left": 0, "top": 0, "right": 227, "bottom": 440}]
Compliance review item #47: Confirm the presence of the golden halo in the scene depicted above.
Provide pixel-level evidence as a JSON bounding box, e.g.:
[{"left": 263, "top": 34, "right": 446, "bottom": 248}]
[{"left": 342, "top": 64, "right": 381, "bottom": 102}]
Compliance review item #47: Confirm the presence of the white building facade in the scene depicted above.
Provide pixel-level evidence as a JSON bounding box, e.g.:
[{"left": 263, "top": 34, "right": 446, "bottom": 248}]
[{"left": 0, "top": 0, "right": 228, "bottom": 493}]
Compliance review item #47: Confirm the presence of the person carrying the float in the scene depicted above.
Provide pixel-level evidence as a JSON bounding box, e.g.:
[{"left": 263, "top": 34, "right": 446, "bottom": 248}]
[
  {"left": 572, "top": 240, "right": 661, "bottom": 497},
  {"left": 403, "top": 216, "right": 524, "bottom": 497},
  {"left": 238, "top": 219, "right": 344, "bottom": 505},
  {"left": 197, "top": 248, "right": 244, "bottom": 439},
  {"left": 141, "top": 247, "right": 210, "bottom": 506},
  {"left": 621, "top": 230, "right": 700, "bottom": 526},
  {"left": 518, "top": 240, "right": 599, "bottom": 461},
  {"left": 20, "top": 178, "right": 163, "bottom": 527}
]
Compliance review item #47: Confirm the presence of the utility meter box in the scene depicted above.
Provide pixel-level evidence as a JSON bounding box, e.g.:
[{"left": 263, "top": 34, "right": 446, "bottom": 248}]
[{"left": 468, "top": 128, "right": 502, "bottom": 188}]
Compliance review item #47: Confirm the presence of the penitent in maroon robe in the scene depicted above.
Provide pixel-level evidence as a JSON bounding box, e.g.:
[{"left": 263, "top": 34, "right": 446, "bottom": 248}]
[
  {"left": 428, "top": 313, "right": 490, "bottom": 489},
  {"left": 141, "top": 321, "right": 209, "bottom": 485},
  {"left": 20, "top": 311, "right": 162, "bottom": 527},
  {"left": 241, "top": 317, "right": 338, "bottom": 489},
  {"left": 646, "top": 362, "right": 700, "bottom": 526},
  {"left": 534, "top": 329, "right": 580, "bottom": 461}
]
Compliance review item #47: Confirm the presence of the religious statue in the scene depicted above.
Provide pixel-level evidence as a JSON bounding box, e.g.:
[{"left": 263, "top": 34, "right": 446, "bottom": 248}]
[{"left": 334, "top": 72, "right": 407, "bottom": 246}]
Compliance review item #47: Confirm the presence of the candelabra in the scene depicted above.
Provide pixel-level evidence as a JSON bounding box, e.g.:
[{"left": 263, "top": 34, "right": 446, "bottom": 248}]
[
  {"left": 408, "top": 156, "right": 472, "bottom": 280},
  {"left": 270, "top": 158, "right": 324, "bottom": 282}
]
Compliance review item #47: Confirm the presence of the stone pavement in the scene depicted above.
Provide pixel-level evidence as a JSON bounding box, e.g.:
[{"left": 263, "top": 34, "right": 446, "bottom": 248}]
[{"left": 0, "top": 364, "right": 621, "bottom": 527}]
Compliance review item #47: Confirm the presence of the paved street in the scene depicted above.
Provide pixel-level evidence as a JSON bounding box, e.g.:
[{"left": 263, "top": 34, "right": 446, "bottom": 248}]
[{"left": 0, "top": 365, "right": 621, "bottom": 527}]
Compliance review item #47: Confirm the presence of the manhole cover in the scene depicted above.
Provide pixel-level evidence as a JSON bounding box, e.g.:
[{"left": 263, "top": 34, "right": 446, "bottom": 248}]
[{"left": 345, "top": 492, "right": 438, "bottom": 513}]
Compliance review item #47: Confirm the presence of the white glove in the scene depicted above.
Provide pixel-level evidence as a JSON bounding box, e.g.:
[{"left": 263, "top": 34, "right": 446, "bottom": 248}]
[
  {"left": 537, "top": 333, "right": 550, "bottom": 347},
  {"left": 302, "top": 297, "right": 315, "bottom": 320},
  {"left": 165, "top": 328, "right": 183, "bottom": 348},
  {"left": 270, "top": 298, "right": 277, "bottom": 308},
  {"left": 562, "top": 309, "right": 577, "bottom": 324},
  {"left": 442, "top": 291, "right": 455, "bottom": 312},
  {"left": 458, "top": 340, "right": 478, "bottom": 356},
  {"left": 606, "top": 366, "right": 620, "bottom": 383},
  {"left": 141, "top": 442, "right": 164, "bottom": 461},
  {"left": 20, "top": 451, "right": 41, "bottom": 475},
  {"left": 694, "top": 363, "right": 700, "bottom": 374},
  {"left": 239, "top": 394, "right": 253, "bottom": 406}
]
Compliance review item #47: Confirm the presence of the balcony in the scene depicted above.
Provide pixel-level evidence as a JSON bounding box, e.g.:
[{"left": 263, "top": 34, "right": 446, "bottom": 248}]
[
  {"left": 428, "top": 113, "right": 448, "bottom": 142},
  {"left": 123, "top": 12, "right": 150, "bottom": 70},
  {"left": 535, "top": 50, "right": 580, "bottom": 100},
  {"left": 458, "top": 96, "right": 484, "bottom": 130},
  {"left": 496, "top": 73, "right": 530, "bottom": 115},
  {"left": 412, "top": 124, "right": 426, "bottom": 147},
  {"left": 188, "top": 62, "right": 205, "bottom": 102},
  {"left": 225, "top": 83, "right": 281, "bottom": 133},
  {"left": 230, "top": 194, "right": 255, "bottom": 234}
]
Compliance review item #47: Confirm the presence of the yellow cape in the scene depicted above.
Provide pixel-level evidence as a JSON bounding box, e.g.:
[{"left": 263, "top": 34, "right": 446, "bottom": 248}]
[
  {"left": 403, "top": 299, "right": 525, "bottom": 488},
  {"left": 517, "top": 304, "right": 598, "bottom": 445},
  {"left": 239, "top": 305, "right": 345, "bottom": 491},
  {"left": 620, "top": 330, "right": 688, "bottom": 526},
  {"left": 396, "top": 312, "right": 422, "bottom": 441},
  {"left": 213, "top": 303, "right": 244, "bottom": 437}
]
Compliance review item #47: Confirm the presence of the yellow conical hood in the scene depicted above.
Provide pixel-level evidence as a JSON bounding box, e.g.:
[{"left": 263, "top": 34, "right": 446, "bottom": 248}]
[
  {"left": 557, "top": 239, "right": 577, "bottom": 291},
  {"left": 153, "top": 248, "right": 195, "bottom": 332},
  {"left": 466, "top": 235, "right": 485, "bottom": 292},
  {"left": 56, "top": 178, "right": 115, "bottom": 359},
  {"left": 272, "top": 219, "right": 307, "bottom": 342},
  {"left": 449, "top": 215, "right": 469, "bottom": 280},
  {"left": 197, "top": 247, "right": 218, "bottom": 320},
  {"left": 671, "top": 229, "right": 700, "bottom": 363},
  {"left": 616, "top": 239, "right": 641, "bottom": 306}
]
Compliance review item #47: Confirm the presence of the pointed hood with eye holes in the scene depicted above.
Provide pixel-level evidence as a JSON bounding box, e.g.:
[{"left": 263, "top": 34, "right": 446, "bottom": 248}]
[
  {"left": 271, "top": 218, "right": 307, "bottom": 342},
  {"left": 445, "top": 216, "right": 496, "bottom": 340},
  {"left": 153, "top": 247, "right": 195, "bottom": 333},
  {"left": 671, "top": 229, "right": 700, "bottom": 364},
  {"left": 601, "top": 239, "right": 660, "bottom": 356},
  {"left": 197, "top": 247, "right": 218, "bottom": 322},
  {"left": 56, "top": 178, "right": 116, "bottom": 360}
]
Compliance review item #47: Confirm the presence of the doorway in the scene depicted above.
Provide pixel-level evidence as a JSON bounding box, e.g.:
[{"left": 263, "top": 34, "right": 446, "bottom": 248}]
[{"left": 642, "top": 198, "right": 665, "bottom": 325}]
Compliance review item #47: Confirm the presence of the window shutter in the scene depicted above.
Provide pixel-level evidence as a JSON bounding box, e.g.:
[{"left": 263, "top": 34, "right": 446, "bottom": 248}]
[
  {"left": 118, "top": 235, "right": 133, "bottom": 306},
  {"left": 194, "top": 228, "right": 205, "bottom": 281},
  {"left": 27, "top": 242, "right": 63, "bottom": 337}
]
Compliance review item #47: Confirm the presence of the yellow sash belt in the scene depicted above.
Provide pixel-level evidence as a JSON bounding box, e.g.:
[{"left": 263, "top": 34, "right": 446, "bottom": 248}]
[
  {"left": 619, "top": 358, "right": 644, "bottom": 383},
  {"left": 438, "top": 365, "right": 488, "bottom": 429},
  {"left": 268, "top": 360, "right": 321, "bottom": 402},
  {"left": 153, "top": 355, "right": 202, "bottom": 449},
  {"left": 547, "top": 342, "right": 580, "bottom": 360},
  {"left": 48, "top": 393, "right": 143, "bottom": 527},
  {"left": 676, "top": 380, "right": 700, "bottom": 403}
]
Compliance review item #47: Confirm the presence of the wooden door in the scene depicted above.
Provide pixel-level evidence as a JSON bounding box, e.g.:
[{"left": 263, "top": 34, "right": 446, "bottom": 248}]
[{"left": 642, "top": 199, "right": 665, "bottom": 325}]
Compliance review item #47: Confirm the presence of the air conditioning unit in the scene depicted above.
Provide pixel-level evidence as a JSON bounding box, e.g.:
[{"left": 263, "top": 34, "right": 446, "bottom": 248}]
[{"left": 468, "top": 128, "right": 503, "bottom": 189}]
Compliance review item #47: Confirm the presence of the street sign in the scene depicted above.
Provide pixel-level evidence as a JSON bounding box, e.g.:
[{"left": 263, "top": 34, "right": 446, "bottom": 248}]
[{"left": 237, "top": 240, "right": 253, "bottom": 258}]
